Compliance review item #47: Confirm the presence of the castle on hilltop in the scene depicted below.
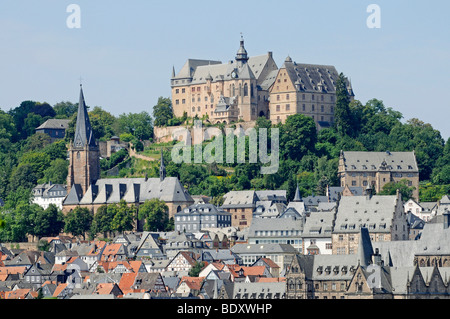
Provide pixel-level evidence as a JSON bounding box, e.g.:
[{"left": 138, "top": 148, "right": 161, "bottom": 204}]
[{"left": 170, "top": 37, "right": 354, "bottom": 130}]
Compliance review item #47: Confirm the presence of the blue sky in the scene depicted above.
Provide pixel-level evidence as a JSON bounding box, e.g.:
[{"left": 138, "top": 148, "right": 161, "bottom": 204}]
[{"left": 0, "top": 0, "right": 449, "bottom": 139}]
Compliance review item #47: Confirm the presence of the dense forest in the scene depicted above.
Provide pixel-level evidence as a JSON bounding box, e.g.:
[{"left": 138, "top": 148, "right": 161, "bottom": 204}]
[{"left": 0, "top": 74, "right": 449, "bottom": 242}]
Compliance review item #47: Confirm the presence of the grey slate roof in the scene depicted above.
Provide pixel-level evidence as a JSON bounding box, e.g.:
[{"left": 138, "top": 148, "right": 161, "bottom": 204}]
[
  {"left": 36, "top": 119, "right": 70, "bottom": 130},
  {"left": 282, "top": 59, "right": 342, "bottom": 94},
  {"left": 341, "top": 151, "right": 418, "bottom": 172},
  {"left": 33, "top": 183, "right": 67, "bottom": 199},
  {"left": 64, "top": 177, "right": 193, "bottom": 205},
  {"left": 302, "top": 211, "right": 334, "bottom": 238},
  {"left": 248, "top": 218, "right": 303, "bottom": 238},
  {"left": 231, "top": 243, "right": 297, "bottom": 255},
  {"left": 221, "top": 190, "right": 257, "bottom": 208},
  {"left": 334, "top": 195, "right": 399, "bottom": 233},
  {"left": 73, "top": 86, "right": 96, "bottom": 149},
  {"left": 232, "top": 281, "right": 286, "bottom": 299}
]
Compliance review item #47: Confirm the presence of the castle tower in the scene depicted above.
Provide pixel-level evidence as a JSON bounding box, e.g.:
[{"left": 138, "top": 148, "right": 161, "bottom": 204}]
[
  {"left": 235, "top": 35, "right": 249, "bottom": 67},
  {"left": 66, "top": 85, "right": 100, "bottom": 195}
]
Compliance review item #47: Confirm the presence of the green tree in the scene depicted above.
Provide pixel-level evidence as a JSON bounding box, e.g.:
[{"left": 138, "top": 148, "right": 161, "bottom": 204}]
[
  {"left": 0, "top": 202, "right": 36, "bottom": 242},
  {"left": 378, "top": 179, "right": 416, "bottom": 201},
  {"left": 0, "top": 110, "right": 18, "bottom": 142},
  {"left": 89, "top": 106, "right": 118, "bottom": 141},
  {"left": 64, "top": 207, "right": 93, "bottom": 239},
  {"left": 153, "top": 97, "right": 174, "bottom": 127},
  {"left": 188, "top": 261, "right": 206, "bottom": 277},
  {"left": 111, "top": 200, "right": 135, "bottom": 234},
  {"left": 279, "top": 114, "right": 317, "bottom": 161},
  {"left": 118, "top": 111, "right": 153, "bottom": 141},
  {"left": 90, "top": 204, "right": 116, "bottom": 238},
  {"left": 286, "top": 173, "right": 297, "bottom": 202},
  {"left": 38, "top": 239, "right": 51, "bottom": 252},
  {"left": 34, "top": 204, "right": 65, "bottom": 238},
  {"left": 53, "top": 101, "right": 77, "bottom": 119},
  {"left": 138, "top": 198, "right": 169, "bottom": 231},
  {"left": 334, "top": 73, "right": 353, "bottom": 136},
  {"left": 39, "top": 158, "right": 68, "bottom": 184}
]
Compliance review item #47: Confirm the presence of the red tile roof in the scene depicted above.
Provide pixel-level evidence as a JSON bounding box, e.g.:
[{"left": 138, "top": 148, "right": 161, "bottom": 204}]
[
  {"left": 4, "top": 288, "right": 31, "bottom": 299},
  {"left": 179, "top": 276, "right": 205, "bottom": 291}
]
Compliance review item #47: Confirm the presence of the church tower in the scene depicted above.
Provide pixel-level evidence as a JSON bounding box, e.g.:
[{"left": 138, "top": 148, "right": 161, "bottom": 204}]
[{"left": 67, "top": 85, "right": 100, "bottom": 195}]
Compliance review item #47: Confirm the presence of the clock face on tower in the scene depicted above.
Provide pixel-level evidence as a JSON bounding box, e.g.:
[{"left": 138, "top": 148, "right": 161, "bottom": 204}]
[{"left": 231, "top": 70, "right": 237, "bottom": 79}]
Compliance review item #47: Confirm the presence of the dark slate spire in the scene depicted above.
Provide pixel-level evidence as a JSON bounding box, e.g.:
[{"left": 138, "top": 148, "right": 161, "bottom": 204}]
[
  {"left": 293, "top": 184, "right": 302, "bottom": 202},
  {"left": 160, "top": 148, "right": 166, "bottom": 182},
  {"left": 357, "top": 227, "right": 374, "bottom": 266},
  {"left": 73, "top": 85, "right": 96, "bottom": 148}
]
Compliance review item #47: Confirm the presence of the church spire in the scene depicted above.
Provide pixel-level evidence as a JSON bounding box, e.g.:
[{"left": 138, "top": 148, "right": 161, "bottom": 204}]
[
  {"left": 73, "top": 84, "right": 96, "bottom": 148},
  {"left": 293, "top": 184, "right": 302, "bottom": 202},
  {"left": 160, "top": 148, "right": 166, "bottom": 182}
]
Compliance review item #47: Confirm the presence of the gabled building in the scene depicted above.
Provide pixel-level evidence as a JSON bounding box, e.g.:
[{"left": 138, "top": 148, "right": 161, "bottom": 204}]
[
  {"left": 171, "top": 37, "right": 278, "bottom": 123},
  {"left": 332, "top": 190, "right": 408, "bottom": 255},
  {"left": 35, "top": 119, "right": 70, "bottom": 142},
  {"left": 247, "top": 217, "right": 304, "bottom": 252},
  {"left": 32, "top": 182, "right": 67, "bottom": 210},
  {"left": 174, "top": 203, "right": 232, "bottom": 233},
  {"left": 269, "top": 56, "right": 352, "bottom": 129},
  {"left": 301, "top": 211, "right": 335, "bottom": 255},
  {"left": 165, "top": 251, "right": 197, "bottom": 273},
  {"left": 338, "top": 150, "right": 420, "bottom": 200}
]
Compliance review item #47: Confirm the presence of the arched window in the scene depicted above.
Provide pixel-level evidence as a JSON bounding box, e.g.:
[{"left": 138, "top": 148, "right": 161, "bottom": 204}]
[{"left": 288, "top": 280, "right": 295, "bottom": 290}]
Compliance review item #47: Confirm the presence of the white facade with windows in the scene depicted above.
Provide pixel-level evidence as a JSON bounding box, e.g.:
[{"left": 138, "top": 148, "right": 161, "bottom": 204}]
[{"left": 174, "top": 203, "right": 231, "bottom": 232}]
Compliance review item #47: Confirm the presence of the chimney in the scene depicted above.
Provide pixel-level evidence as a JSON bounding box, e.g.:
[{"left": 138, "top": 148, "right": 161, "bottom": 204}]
[{"left": 372, "top": 248, "right": 383, "bottom": 266}]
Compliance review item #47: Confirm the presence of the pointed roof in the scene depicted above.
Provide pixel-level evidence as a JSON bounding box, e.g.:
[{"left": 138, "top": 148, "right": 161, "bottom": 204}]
[
  {"left": 357, "top": 227, "right": 374, "bottom": 266},
  {"left": 236, "top": 36, "right": 248, "bottom": 60},
  {"left": 73, "top": 85, "right": 96, "bottom": 149},
  {"left": 238, "top": 63, "right": 255, "bottom": 80},
  {"left": 293, "top": 184, "right": 302, "bottom": 202}
]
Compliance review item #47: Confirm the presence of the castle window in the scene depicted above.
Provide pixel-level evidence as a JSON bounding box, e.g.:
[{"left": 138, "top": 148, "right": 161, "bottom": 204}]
[
  {"left": 286, "top": 94, "right": 290, "bottom": 100},
  {"left": 312, "top": 105, "right": 315, "bottom": 111},
  {"left": 182, "top": 88, "right": 185, "bottom": 93},
  {"left": 244, "top": 83, "right": 248, "bottom": 96},
  {"left": 286, "top": 104, "right": 290, "bottom": 111},
  {"left": 302, "top": 104, "right": 306, "bottom": 111}
]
